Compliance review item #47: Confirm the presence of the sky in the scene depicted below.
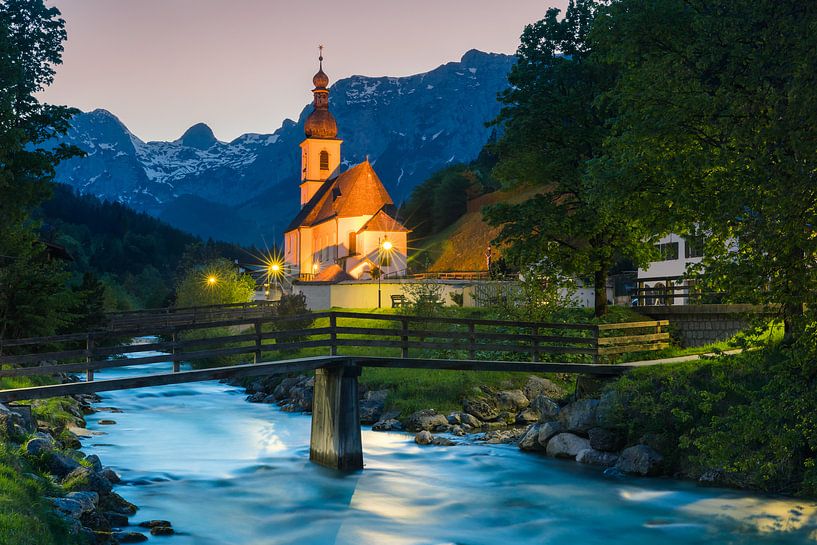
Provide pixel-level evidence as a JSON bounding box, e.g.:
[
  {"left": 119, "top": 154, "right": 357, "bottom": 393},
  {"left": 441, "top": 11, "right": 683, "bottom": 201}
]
[{"left": 39, "top": 0, "right": 566, "bottom": 142}]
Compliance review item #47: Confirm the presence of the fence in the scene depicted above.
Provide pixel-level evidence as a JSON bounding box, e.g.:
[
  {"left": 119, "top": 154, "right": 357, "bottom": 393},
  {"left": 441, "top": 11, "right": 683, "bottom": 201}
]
[
  {"left": 0, "top": 312, "right": 670, "bottom": 388},
  {"left": 102, "top": 300, "right": 278, "bottom": 332}
]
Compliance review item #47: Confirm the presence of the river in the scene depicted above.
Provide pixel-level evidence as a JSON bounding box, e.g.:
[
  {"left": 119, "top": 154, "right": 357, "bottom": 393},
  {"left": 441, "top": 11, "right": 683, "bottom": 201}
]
[{"left": 79, "top": 342, "right": 817, "bottom": 544}]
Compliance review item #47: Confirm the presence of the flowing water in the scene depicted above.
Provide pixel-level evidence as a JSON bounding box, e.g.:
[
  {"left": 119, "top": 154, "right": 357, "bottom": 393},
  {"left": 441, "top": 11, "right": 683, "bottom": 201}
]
[{"left": 80, "top": 341, "right": 817, "bottom": 544}]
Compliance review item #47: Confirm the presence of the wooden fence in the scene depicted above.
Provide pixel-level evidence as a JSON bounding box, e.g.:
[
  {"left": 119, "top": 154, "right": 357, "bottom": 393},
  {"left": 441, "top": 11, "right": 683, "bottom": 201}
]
[
  {"left": 102, "top": 300, "right": 278, "bottom": 333},
  {"left": 0, "top": 312, "right": 669, "bottom": 390}
]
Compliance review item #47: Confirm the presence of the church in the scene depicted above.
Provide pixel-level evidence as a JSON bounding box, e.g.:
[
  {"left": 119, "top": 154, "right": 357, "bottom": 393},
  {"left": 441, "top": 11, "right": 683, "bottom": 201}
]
[{"left": 284, "top": 53, "right": 409, "bottom": 282}]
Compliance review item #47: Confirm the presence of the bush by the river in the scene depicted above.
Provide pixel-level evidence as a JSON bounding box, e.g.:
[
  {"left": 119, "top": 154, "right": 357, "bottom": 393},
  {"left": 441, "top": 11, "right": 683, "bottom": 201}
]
[{"left": 605, "top": 326, "right": 817, "bottom": 496}]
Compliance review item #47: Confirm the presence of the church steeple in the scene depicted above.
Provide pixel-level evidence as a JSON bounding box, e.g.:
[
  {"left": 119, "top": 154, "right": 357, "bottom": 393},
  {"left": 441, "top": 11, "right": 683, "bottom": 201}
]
[
  {"left": 299, "top": 46, "right": 342, "bottom": 207},
  {"left": 304, "top": 45, "right": 337, "bottom": 139}
]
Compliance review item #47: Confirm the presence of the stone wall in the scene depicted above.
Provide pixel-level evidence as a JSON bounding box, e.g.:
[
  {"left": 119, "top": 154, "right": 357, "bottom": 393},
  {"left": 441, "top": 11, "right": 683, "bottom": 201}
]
[{"left": 638, "top": 304, "right": 778, "bottom": 347}]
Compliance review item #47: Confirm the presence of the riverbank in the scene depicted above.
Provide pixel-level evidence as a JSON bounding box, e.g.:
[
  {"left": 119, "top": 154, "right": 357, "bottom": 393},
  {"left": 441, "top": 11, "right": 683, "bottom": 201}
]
[
  {"left": 239, "top": 335, "right": 817, "bottom": 499},
  {"left": 0, "top": 379, "right": 170, "bottom": 544}
]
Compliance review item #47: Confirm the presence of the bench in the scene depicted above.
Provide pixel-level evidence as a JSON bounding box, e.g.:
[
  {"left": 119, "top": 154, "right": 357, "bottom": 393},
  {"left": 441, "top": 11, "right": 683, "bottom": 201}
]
[{"left": 390, "top": 294, "right": 406, "bottom": 308}]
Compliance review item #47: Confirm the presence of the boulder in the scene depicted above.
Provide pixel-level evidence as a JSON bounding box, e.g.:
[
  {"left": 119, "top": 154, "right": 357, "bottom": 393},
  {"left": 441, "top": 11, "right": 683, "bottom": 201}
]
[
  {"left": 100, "top": 467, "right": 121, "bottom": 484},
  {"left": 545, "top": 433, "right": 591, "bottom": 459},
  {"left": 25, "top": 432, "right": 56, "bottom": 456},
  {"left": 595, "top": 390, "right": 620, "bottom": 427},
  {"left": 496, "top": 390, "right": 529, "bottom": 412},
  {"left": 48, "top": 493, "right": 98, "bottom": 519},
  {"left": 151, "top": 526, "right": 175, "bottom": 536},
  {"left": 450, "top": 425, "right": 466, "bottom": 436},
  {"left": 100, "top": 492, "right": 138, "bottom": 516},
  {"left": 615, "top": 445, "right": 664, "bottom": 476},
  {"left": 105, "top": 512, "right": 129, "bottom": 527},
  {"left": 516, "top": 408, "right": 540, "bottom": 424},
  {"left": 524, "top": 376, "right": 567, "bottom": 401},
  {"left": 246, "top": 392, "right": 266, "bottom": 403},
  {"left": 84, "top": 454, "right": 103, "bottom": 472},
  {"left": 482, "top": 428, "right": 526, "bottom": 444},
  {"left": 45, "top": 452, "right": 82, "bottom": 478},
  {"left": 576, "top": 448, "right": 619, "bottom": 467},
  {"left": 414, "top": 431, "right": 433, "bottom": 445},
  {"left": 0, "top": 404, "right": 34, "bottom": 437},
  {"left": 536, "top": 421, "right": 564, "bottom": 447},
  {"left": 531, "top": 395, "right": 560, "bottom": 420},
  {"left": 359, "top": 389, "right": 388, "bottom": 424},
  {"left": 518, "top": 424, "right": 543, "bottom": 451},
  {"left": 447, "top": 413, "right": 461, "bottom": 425},
  {"left": 63, "top": 467, "right": 113, "bottom": 495},
  {"left": 371, "top": 418, "right": 403, "bottom": 432},
  {"left": 463, "top": 397, "right": 499, "bottom": 422},
  {"left": 457, "top": 413, "right": 482, "bottom": 428},
  {"left": 273, "top": 377, "right": 302, "bottom": 400},
  {"left": 588, "top": 427, "right": 625, "bottom": 452},
  {"left": 431, "top": 436, "right": 456, "bottom": 446},
  {"left": 406, "top": 410, "right": 448, "bottom": 432},
  {"left": 558, "top": 399, "right": 599, "bottom": 434}
]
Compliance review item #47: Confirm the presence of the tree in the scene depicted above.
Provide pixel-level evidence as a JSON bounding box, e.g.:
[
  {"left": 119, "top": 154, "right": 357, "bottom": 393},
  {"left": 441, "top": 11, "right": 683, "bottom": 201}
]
[
  {"left": 484, "top": 0, "right": 653, "bottom": 316},
  {"left": 594, "top": 0, "right": 817, "bottom": 337},
  {"left": 175, "top": 259, "right": 256, "bottom": 307},
  {"left": 0, "top": 0, "right": 82, "bottom": 339}
]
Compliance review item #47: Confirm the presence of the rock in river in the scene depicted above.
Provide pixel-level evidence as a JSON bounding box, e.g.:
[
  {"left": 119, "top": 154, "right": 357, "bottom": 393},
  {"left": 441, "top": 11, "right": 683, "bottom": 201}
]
[
  {"left": 546, "top": 433, "right": 591, "bottom": 459},
  {"left": 415, "top": 431, "right": 433, "bottom": 445},
  {"left": 615, "top": 445, "right": 664, "bottom": 476},
  {"left": 406, "top": 410, "right": 448, "bottom": 432}
]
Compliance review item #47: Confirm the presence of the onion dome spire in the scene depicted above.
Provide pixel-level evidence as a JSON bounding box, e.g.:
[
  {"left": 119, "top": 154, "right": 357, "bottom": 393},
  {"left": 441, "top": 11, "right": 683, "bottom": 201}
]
[{"left": 305, "top": 45, "right": 337, "bottom": 139}]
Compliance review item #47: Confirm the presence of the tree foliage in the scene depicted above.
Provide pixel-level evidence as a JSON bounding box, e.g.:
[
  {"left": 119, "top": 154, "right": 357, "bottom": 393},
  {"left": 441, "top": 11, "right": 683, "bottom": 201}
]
[
  {"left": 594, "top": 0, "right": 817, "bottom": 336},
  {"left": 0, "top": 0, "right": 82, "bottom": 339},
  {"left": 484, "top": 0, "right": 653, "bottom": 317},
  {"left": 175, "top": 259, "right": 256, "bottom": 308}
]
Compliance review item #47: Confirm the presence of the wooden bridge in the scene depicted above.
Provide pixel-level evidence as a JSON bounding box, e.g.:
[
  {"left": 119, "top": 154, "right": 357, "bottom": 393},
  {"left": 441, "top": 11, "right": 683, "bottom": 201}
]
[{"left": 0, "top": 309, "right": 670, "bottom": 471}]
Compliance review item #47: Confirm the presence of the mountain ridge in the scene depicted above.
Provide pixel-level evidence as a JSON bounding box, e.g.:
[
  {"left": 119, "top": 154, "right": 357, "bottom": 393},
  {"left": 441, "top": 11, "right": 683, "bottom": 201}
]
[{"left": 50, "top": 49, "right": 515, "bottom": 245}]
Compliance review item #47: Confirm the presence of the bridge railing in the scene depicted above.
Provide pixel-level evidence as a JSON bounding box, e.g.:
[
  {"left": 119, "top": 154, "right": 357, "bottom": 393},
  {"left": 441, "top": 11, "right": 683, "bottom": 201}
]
[{"left": 0, "top": 311, "right": 670, "bottom": 388}]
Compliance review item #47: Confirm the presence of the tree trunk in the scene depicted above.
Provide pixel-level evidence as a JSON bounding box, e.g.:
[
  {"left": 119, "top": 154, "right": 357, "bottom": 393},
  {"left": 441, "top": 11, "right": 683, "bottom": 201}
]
[
  {"left": 782, "top": 302, "right": 804, "bottom": 343},
  {"left": 594, "top": 266, "right": 608, "bottom": 318}
]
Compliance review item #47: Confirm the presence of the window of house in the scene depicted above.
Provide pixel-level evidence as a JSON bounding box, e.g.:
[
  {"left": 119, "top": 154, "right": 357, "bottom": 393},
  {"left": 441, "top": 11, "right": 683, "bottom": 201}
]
[
  {"left": 320, "top": 150, "right": 329, "bottom": 171},
  {"left": 348, "top": 232, "right": 357, "bottom": 255},
  {"left": 685, "top": 235, "right": 705, "bottom": 258},
  {"left": 656, "top": 241, "right": 679, "bottom": 261}
]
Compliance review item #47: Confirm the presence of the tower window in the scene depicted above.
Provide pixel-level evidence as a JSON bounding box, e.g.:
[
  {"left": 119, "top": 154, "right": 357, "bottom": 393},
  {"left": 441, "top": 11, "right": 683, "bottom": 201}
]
[
  {"left": 320, "top": 150, "right": 329, "bottom": 171},
  {"left": 348, "top": 232, "right": 357, "bottom": 255}
]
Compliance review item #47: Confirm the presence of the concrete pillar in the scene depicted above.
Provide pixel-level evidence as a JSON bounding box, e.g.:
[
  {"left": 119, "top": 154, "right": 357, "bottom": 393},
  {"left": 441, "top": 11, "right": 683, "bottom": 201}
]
[{"left": 309, "top": 363, "right": 363, "bottom": 471}]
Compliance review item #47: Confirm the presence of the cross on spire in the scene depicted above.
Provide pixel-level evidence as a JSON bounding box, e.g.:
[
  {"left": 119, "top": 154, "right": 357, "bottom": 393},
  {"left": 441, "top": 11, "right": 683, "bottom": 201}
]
[{"left": 318, "top": 44, "right": 324, "bottom": 68}]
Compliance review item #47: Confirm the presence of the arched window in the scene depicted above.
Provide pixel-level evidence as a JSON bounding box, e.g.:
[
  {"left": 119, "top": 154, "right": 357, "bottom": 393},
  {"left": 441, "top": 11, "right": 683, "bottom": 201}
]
[{"left": 320, "top": 150, "right": 330, "bottom": 171}]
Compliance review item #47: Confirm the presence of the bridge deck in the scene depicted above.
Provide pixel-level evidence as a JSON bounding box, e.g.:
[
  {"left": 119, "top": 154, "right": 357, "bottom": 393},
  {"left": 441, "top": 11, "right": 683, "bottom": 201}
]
[{"left": 0, "top": 355, "right": 639, "bottom": 403}]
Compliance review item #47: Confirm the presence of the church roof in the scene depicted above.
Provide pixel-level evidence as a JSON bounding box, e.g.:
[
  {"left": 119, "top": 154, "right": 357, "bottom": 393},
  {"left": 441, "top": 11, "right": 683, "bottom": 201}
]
[
  {"left": 357, "top": 208, "right": 410, "bottom": 233},
  {"left": 312, "top": 263, "right": 355, "bottom": 283},
  {"left": 286, "top": 161, "right": 399, "bottom": 231}
]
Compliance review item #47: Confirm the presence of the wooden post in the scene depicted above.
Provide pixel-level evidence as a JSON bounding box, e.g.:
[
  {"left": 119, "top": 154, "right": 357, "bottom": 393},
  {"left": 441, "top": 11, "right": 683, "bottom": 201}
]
[
  {"left": 400, "top": 317, "right": 409, "bottom": 358},
  {"left": 172, "top": 330, "right": 180, "bottom": 373},
  {"left": 468, "top": 323, "right": 476, "bottom": 360},
  {"left": 253, "top": 320, "right": 262, "bottom": 363},
  {"left": 85, "top": 334, "right": 94, "bottom": 382},
  {"left": 592, "top": 325, "right": 600, "bottom": 365},
  {"left": 309, "top": 363, "right": 363, "bottom": 471},
  {"left": 329, "top": 313, "right": 337, "bottom": 356},
  {"left": 531, "top": 326, "right": 539, "bottom": 362}
]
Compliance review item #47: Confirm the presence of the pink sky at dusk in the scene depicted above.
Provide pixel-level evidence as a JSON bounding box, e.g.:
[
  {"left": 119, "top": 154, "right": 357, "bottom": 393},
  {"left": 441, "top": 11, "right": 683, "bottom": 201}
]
[{"left": 40, "top": 0, "right": 567, "bottom": 142}]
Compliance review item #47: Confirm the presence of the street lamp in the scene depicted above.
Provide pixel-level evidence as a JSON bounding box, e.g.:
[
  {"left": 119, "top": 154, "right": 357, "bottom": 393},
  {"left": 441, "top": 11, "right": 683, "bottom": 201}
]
[{"left": 377, "top": 237, "right": 394, "bottom": 308}]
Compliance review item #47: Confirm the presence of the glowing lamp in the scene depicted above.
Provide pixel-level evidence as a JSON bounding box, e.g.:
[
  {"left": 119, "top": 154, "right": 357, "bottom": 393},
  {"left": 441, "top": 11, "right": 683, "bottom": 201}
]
[
  {"left": 207, "top": 276, "right": 218, "bottom": 285},
  {"left": 381, "top": 240, "right": 393, "bottom": 251}
]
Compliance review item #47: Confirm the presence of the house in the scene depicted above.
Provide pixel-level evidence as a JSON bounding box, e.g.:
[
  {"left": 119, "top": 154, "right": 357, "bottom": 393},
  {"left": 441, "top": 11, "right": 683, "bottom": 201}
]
[
  {"left": 283, "top": 52, "right": 409, "bottom": 281},
  {"left": 636, "top": 233, "right": 704, "bottom": 305}
]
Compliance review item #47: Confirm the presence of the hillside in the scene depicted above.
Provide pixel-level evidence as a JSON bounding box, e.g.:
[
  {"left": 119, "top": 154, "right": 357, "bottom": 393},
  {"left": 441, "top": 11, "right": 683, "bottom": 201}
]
[{"left": 411, "top": 188, "right": 539, "bottom": 273}]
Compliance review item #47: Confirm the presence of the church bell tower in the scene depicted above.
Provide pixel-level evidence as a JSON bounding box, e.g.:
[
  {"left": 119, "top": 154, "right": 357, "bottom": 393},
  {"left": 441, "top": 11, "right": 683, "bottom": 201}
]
[{"left": 299, "top": 46, "right": 342, "bottom": 206}]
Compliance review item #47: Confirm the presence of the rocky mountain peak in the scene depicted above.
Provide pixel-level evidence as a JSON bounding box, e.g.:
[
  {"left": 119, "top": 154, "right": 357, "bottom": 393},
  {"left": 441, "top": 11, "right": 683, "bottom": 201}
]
[{"left": 177, "top": 123, "right": 219, "bottom": 150}]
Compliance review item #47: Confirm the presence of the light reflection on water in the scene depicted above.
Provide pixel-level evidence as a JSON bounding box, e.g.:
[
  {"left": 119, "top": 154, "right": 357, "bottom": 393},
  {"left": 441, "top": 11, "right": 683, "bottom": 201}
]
[{"left": 80, "top": 343, "right": 817, "bottom": 544}]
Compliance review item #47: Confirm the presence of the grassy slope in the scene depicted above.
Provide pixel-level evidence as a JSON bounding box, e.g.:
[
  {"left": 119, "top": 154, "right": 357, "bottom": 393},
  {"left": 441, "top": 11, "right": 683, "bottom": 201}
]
[
  {"left": 409, "top": 188, "right": 540, "bottom": 272},
  {"left": 0, "top": 375, "right": 82, "bottom": 545}
]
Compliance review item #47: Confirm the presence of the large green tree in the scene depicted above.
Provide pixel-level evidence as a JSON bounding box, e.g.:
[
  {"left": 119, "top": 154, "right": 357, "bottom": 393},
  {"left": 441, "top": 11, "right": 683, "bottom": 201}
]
[
  {"left": 595, "top": 0, "right": 817, "bottom": 337},
  {"left": 485, "top": 0, "right": 652, "bottom": 316},
  {"left": 0, "top": 0, "right": 81, "bottom": 339}
]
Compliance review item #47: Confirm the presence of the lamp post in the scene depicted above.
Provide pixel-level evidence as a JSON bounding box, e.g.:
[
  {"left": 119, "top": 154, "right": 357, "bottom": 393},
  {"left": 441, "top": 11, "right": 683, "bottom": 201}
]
[{"left": 377, "top": 238, "right": 394, "bottom": 308}]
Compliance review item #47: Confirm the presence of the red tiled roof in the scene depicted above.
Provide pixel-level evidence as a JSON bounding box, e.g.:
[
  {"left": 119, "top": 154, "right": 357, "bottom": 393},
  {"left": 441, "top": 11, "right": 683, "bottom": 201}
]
[
  {"left": 286, "top": 161, "right": 395, "bottom": 231},
  {"left": 357, "top": 208, "right": 409, "bottom": 233},
  {"left": 312, "top": 264, "right": 354, "bottom": 283}
]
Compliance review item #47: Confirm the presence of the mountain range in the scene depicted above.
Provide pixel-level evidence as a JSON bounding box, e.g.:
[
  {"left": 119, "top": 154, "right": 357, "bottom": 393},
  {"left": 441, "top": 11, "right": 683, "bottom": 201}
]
[{"left": 49, "top": 49, "right": 515, "bottom": 245}]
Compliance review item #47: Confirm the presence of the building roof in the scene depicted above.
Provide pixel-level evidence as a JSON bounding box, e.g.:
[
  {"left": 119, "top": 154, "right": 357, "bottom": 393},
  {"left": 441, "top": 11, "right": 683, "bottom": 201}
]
[
  {"left": 357, "top": 208, "right": 410, "bottom": 233},
  {"left": 286, "top": 161, "right": 400, "bottom": 231},
  {"left": 312, "top": 263, "right": 355, "bottom": 283}
]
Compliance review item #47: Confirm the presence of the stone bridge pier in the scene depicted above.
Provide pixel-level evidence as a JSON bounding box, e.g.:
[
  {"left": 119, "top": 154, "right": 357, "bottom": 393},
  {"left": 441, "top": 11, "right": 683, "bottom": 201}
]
[{"left": 309, "top": 363, "right": 364, "bottom": 471}]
